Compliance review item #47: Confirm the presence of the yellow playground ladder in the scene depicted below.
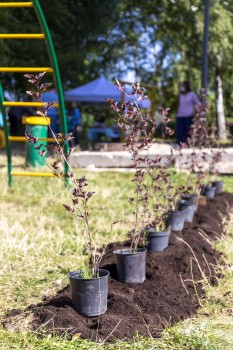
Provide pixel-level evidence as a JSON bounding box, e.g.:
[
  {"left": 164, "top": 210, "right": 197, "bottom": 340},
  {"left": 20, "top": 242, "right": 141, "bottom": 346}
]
[{"left": 0, "top": 1, "right": 69, "bottom": 186}]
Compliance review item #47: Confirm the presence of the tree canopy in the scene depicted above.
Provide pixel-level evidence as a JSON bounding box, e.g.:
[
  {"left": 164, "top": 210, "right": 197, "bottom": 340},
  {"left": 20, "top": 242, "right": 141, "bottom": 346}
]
[{"left": 0, "top": 0, "right": 233, "bottom": 135}]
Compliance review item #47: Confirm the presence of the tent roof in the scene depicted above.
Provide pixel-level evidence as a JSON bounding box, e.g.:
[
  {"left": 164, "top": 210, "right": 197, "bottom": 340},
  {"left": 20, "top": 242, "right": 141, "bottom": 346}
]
[
  {"left": 64, "top": 76, "right": 121, "bottom": 103},
  {"left": 41, "top": 90, "right": 58, "bottom": 102},
  {"left": 64, "top": 76, "right": 151, "bottom": 108}
]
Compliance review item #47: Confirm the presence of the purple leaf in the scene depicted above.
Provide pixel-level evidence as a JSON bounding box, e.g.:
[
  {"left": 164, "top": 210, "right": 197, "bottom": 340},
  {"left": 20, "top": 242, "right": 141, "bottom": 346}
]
[
  {"left": 63, "top": 204, "right": 75, "bottom": 213},
  {"left": 25, "top": 131, "right": 38, "bottom": 144}
]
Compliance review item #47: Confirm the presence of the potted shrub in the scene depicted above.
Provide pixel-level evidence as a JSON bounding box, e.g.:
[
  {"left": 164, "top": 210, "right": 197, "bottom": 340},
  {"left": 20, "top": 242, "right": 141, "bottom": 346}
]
[
  {"left": 165, "top": 146, "right": 192, "bottom": 230},
  {"left": 108, "top": 82, "right": 172, "bottom": 282},
  {"left": 201, "top": 151, "right": 223, "bottom": 199},
  {"left": 188, "top": 88, "right": 224, "bottom": 200},
  {"left": 174, "top": 148, "right": 197, "bottom": 223},
  {"left": 211, "top": 179, "right": 224, "bottom": 194},
  {"left": 24, "top": 73, "right": 109, "bottom": 316},
  {"left": 145, "top": 202, "right": 171, "bottom": 252},
  {"left": 209, "top": 149, "right": 224, "bottom": 195},
  {"left": 145, "top": 164, "right": 173, "bottom": 251},
  {"left": 165, "top": 182, "right": 186, "bottom": 231},
  {"left": 202, "top": 183, "right": 217, "bottom": 201},
  {"left": 177, "top": 199, "right": 196, "bottom": 223},
  {"left": 179, "top": 148, "right": 204, "bottom": 212}
]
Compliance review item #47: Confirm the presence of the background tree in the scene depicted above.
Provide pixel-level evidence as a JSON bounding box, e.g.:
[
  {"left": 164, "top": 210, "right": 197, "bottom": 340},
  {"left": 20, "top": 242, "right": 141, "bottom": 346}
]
[
  {"left": 0, "top": 0, "right": 232, "bottom": 140},
  {"left": 105, "top": 0, "right": 233, "bottom": 139},
  {"left": 0, "top": 0, "right": 120, "bottom": 97}
]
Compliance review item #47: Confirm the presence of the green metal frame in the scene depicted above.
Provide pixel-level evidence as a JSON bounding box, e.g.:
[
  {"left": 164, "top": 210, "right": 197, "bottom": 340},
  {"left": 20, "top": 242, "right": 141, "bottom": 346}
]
[
  {"left": 0, "top": 0, "right": 69, "bottom": 186},
  {"left": 0, "top": 83, "right": 12, "bottom": 186},
  {"left": 33, "top": 0, "right": 69, "bottom": 177}
]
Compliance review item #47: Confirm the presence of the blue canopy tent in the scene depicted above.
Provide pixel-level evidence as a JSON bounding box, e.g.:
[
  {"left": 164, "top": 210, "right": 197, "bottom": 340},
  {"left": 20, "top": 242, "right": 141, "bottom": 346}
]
[
  {"left": 64, "top": 76, "right": 120, "bottom": 104},
  {"left": 64, "top": 76, "right": 151, "bottom": 142},
  {"left": 64, "top": 76, "right": 151, "bottom": 108}
]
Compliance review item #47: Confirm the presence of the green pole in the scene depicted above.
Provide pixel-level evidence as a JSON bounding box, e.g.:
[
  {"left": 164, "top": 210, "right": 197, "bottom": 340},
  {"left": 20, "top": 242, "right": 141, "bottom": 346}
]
[
  {"left": 33, "top": 0, "right": 69, "bottom": 178},
  {"left": 0, "top": 83, "right": 12, "bottom": 186}
]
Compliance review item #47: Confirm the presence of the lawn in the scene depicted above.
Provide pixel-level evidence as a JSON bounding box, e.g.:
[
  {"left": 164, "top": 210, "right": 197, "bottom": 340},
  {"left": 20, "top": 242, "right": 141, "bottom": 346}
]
[{"left": 0, "top": 154, "right": 233, "bottom": 349}]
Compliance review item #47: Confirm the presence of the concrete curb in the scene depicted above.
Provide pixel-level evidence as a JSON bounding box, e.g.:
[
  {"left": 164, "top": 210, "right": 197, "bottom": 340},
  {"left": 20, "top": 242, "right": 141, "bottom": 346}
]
[{"left": 69, "top": 147, "right": 233, "bottom": 174}]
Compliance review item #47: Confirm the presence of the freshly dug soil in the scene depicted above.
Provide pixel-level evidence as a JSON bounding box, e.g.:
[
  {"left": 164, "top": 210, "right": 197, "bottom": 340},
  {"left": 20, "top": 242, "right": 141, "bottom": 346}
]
[{"left": 4, "top": 193, "right": 233, "bottom": 342}]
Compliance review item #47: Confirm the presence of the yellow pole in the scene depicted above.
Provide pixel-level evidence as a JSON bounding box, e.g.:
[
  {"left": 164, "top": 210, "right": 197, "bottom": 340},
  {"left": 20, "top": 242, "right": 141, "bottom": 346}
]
[
  {"left": 0, "top": 67, "right": 53, "bottom": 73},
  {"left": 0, "top": 34, "right": 44, "bottom": 39},
  {"left": 12, "top": 171, "right": 57, "bottom": 177},
  {"left": 3, "top": 101, "right": 58, "bottom": 107},
  {"left": 9, "top": 136, "right": 62, "bottom": 142},
  {"left": 0, "top": 2, "right": 33, "bottom": 7}
]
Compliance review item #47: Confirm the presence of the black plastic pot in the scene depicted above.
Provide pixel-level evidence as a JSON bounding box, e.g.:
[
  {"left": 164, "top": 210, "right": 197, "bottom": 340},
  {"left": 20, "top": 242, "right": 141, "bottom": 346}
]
[
  {"left": 113, "top": 248, "right": 146, "bottom": 283},
  {"left": 68, "top": 269, "right": 109, "bottom": 316},
  {"left": 203, "top": 185, "right": 216, "bottom": 199},
  {"left": 146, "top": 228, "right": 170, "bottom": 252},
  {"left": 167, "top": 210, "right": 185, "bottom": 231},
  {"left": 178, "top": 200, "right": 196, "bottom": 223},
  {"left": 211, "top": 180, "right": 224, "bottom": 194},
  {"left": 182, "top": 194, "right": 198, "bottom": 211}
]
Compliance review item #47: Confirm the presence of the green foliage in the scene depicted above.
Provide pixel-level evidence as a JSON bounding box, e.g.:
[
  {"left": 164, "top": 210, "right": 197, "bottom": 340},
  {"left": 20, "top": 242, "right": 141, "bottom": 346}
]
[
  {"left": 0, "top": 0, "right": 120, "bottom": 95},
  {"left": 107, "top": 0, "right": 233, "bottom": 123},
  {"left": 1, "top": 1, "right": 233, "bottom": 132}
]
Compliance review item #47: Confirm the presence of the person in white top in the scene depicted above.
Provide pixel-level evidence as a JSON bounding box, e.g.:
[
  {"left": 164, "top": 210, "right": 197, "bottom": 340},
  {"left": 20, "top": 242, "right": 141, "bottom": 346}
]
[{"left": 177, "top": 81, "right": 199, "bottom": 144}]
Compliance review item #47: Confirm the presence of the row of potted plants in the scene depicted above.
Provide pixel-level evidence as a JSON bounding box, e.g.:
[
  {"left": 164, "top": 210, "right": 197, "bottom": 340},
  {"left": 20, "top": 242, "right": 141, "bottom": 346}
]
[{"left": 24, "top": 73, "right": 224, "bottom": 317}]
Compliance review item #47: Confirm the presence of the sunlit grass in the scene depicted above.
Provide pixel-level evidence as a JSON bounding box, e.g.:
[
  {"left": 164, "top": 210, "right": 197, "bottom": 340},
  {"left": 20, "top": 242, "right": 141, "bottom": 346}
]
[{"left": 0, "top": 155, "right": 135, "bottom": 315}]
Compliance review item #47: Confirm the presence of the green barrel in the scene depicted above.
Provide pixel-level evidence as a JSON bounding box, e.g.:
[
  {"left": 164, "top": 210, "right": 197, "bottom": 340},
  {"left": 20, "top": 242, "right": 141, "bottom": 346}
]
[{"left": 23, "top": 116, "right": 50, "bottom": 167}]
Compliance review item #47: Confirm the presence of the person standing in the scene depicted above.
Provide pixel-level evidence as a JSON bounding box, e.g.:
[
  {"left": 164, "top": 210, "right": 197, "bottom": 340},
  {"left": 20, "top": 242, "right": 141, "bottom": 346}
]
[
  {"left": 70, "top": 101, "right": 82, "bottom": 146},
  {"left": 177, "top": 81, "right": 199, "bottom": 144},
  {"left": 8, "top": 106, "right": 22, "bottom": 136},
  {"left": 8, "top": 96, "right": 34, "bottom": 136}
]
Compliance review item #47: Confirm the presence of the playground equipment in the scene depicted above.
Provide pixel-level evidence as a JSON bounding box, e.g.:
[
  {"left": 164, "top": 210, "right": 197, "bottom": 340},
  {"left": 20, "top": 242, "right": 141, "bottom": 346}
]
[
  {"left": 0, "top": 1, "right": 68, "bottom": 186},
  {"left": 23, "top": 116, "right": 51, "bottom": 167}
]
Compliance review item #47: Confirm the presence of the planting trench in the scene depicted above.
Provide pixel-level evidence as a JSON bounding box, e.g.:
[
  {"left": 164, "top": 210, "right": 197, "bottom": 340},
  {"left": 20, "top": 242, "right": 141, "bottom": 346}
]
[{"left": 4, "top": 192, "right": 233, "bottom": 342}]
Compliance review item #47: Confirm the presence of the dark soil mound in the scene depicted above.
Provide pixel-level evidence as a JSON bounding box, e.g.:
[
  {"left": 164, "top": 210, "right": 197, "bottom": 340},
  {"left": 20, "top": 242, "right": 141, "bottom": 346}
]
[{"left": 5, "top": 193, "right": 233, "bottom": 342}]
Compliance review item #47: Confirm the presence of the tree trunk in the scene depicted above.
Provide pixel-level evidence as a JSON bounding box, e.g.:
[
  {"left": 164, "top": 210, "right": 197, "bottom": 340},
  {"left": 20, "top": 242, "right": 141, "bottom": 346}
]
[{"left": 215, "top": 58, "right": 227, "bottom": 139}]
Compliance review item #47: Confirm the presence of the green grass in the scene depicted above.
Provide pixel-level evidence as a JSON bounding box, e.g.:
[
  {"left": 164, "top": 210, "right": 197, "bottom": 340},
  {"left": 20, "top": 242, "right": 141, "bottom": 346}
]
[
  {"left": 0, "top": 154, "right": 233, "bottom": 349},
  {"left": 0, "top": 155, "right": 134, "bottom": 315}
]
